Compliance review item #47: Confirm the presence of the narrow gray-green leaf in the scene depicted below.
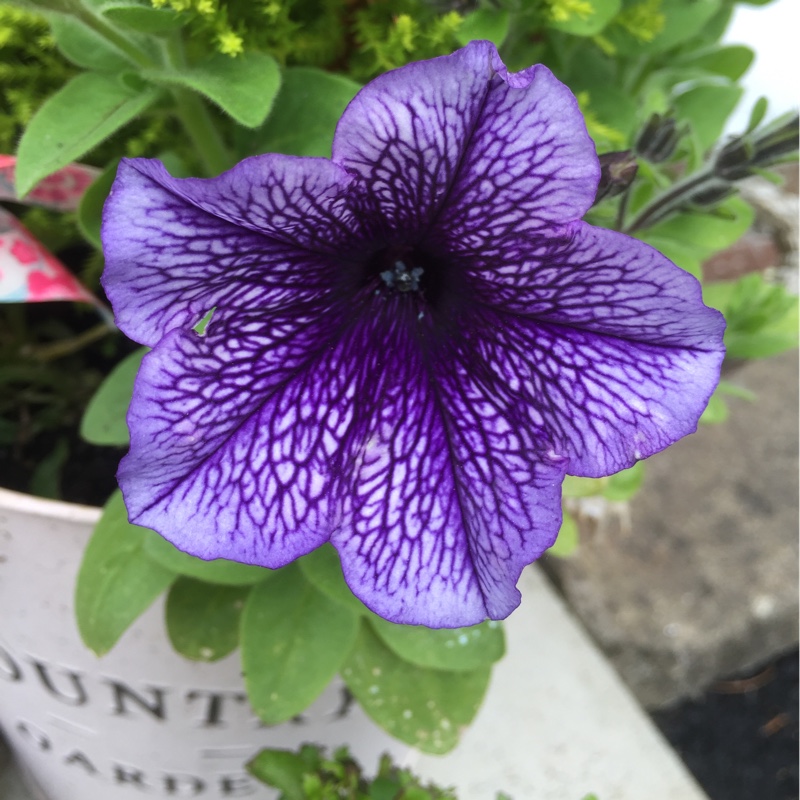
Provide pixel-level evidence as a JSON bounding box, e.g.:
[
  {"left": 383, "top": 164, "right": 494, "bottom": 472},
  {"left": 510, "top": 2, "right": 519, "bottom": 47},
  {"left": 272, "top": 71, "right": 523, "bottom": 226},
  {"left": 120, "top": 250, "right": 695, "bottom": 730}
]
[
  {"left": 143, "top": 530, "right": 272, "bottom": 586},
  {"left": 49, "top": 13, "right": 132, "bottom": 71},
  {"left": 368, "top": 617, "right": 505, "bottom": 672},
  {"left": 80, "top": 346, "right": 146, "bottom": 445},
  {"left": 241, "top": 565, "right": 359, "bottom": 724},
  {"left": 143, "top": 52, "right": 280, "bottom": 128},
  {"left": 16, "top": 72, "right": 160, "bottom": 197},
  {"left": 166, "top": 578, "right": 249, "bottom": 662},
  {"left": 75, "top": 490, "right": 175, "bottom": 655},
  {"left": 341, "top": 624, "right": 491, "bottom": 754}
]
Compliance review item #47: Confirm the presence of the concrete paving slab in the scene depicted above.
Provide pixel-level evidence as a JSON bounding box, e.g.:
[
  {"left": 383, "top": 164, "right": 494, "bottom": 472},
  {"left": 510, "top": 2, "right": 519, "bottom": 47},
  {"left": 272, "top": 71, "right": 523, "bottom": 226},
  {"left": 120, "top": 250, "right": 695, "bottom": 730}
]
[{"left": 546, "top": 349, "right": 799, "bottom": 709}]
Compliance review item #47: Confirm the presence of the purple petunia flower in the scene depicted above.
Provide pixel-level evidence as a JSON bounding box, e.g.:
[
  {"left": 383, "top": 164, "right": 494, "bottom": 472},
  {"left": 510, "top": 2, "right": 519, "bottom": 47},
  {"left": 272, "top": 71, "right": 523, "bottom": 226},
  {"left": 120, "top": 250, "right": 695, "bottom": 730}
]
[{"left": 101, "top": 42, "right": 724, "bottom": 628}]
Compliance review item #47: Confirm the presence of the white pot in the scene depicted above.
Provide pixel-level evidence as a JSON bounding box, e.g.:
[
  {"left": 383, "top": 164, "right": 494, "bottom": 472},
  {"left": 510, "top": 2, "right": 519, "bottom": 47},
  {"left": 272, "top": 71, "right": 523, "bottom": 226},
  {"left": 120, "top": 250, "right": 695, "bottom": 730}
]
[{"left": 0, "top": 487, "right": 407, "bottom": 800}]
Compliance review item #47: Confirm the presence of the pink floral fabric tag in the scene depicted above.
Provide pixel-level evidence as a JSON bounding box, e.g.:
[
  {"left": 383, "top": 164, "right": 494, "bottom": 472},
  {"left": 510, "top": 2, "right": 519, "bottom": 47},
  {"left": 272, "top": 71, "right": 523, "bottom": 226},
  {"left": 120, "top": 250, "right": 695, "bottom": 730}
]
[{"left": 0, "top": 156, "right": 100, "bottom": 305}]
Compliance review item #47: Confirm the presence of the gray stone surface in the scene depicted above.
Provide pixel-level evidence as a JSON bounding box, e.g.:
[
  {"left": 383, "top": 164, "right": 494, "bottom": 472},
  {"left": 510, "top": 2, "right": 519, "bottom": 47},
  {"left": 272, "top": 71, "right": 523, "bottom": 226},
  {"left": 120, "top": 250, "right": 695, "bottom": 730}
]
[{"left": 545, "top": 349, "right": 799, "bottom": 709}]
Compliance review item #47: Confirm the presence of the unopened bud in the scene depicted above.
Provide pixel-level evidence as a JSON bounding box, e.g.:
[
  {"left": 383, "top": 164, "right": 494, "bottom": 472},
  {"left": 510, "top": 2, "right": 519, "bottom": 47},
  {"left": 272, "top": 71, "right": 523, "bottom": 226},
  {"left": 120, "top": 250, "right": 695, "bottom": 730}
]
[
  {"left": 594, "top": 150, "right": 638, "bottom": 203},
  {"left": 635, "top": 114, "right": 683, "bottom": 163}
]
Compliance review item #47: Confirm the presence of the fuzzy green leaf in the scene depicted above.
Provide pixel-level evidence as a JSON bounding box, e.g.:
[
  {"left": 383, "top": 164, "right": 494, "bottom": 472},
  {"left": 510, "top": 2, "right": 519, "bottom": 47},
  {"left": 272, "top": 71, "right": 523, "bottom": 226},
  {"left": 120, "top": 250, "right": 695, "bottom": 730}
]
[
  {"left": 15, "top": 72, "right": 160, "bottom": 197},
  {"left": 75, "top": 490, "right": 175, "bottom": 654},
  {"left": 368, "top": 617, "right": 505, "bottom": 672},
  {"left": 48, "top": 13, "right": 132, "bottom": 71},
  {"left": 80, "top": 346, "right": 146, "bottom": 445},
  {"left": 241, "top": 565, "right": 360, "bottom": 724},
  {"left": 101, "top": 2, "right": 183, "bottom": 33},
  {"left": 143, "top": 52, "right": 280, "bottom": 128},
  {"left": 673, "top": 81, "right": 743, "bottom": 152},
  {"left": 247, "top": 749, "right": 309, "bottom": 800},
  {"left": 166, "top": 578, "right": 249, "bottom": 662},
  {"left": 341, "top": 624, "right": 491, "bottom": 754}
]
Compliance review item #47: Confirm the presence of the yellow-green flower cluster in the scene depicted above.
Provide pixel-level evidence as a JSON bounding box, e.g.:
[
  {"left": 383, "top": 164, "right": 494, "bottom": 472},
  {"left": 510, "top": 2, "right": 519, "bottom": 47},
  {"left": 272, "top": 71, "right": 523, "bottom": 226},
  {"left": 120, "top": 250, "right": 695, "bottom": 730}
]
[
  {"left": 546, "top": 0, "right": 594, "bottom": 24},
  {"left": 616, "top": 0, "right": 665, "bottom": 42}
]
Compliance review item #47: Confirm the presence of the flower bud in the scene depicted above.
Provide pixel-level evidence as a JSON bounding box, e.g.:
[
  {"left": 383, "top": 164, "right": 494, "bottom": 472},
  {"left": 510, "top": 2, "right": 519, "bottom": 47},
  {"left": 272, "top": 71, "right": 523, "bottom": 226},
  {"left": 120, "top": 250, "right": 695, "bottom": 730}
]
[
  {"left": 634, "top": 113, "right": 682, "bottom": 163},
  {"left": 594, "top": 150, "right": 638, "bottom": 203}
]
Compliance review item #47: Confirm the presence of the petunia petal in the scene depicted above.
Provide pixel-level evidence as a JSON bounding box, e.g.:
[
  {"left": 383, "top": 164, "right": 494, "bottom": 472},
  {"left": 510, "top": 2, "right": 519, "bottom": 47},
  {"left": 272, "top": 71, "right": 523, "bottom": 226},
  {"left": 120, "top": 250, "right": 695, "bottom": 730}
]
[
  {"left": 462, "top": 222, "right": 725, "bottom": 350},
  {"left": 118, "top": 301, "right": 359, "bottom": 566},
  {"left": 101, "top": 157, "right": 356, "bottom": 347},
  {"left": 332, "top": 300, "right": 567, "bottom": 627},
  {"left": 461, "top": 299, "right": 723, "bottom": 478},
  {"left": 333, "top": 41, "right": 597, "bottom": 242}
]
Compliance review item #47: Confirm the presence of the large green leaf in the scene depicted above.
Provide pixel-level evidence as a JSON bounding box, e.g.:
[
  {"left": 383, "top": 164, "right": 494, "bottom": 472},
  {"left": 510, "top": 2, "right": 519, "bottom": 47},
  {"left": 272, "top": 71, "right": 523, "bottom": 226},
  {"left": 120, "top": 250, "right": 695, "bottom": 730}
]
[
  {"left": 456, "top": 8, "right": 510, "bottom": 46},
  {"left": 297, "top": 544, "right": 368, "bottom": 615},
  {"left": 673, "top": 81, "right": 743, "bottom": 152},
  {"left": 15, "top": 72, "right": 160, "bottom": 197},
  {"left": 75, "top": 490, "right": 176, "bottom": 654},
  {"left": 253, "top": 67, "right": 361, "bottom": 158},
  {"left": 143, "top": 52, "right": 280, "bottom": 129},
  {"left": 143, "top": 530, "right": 273, "bottom": 586},
  {"left": 80, "top": 346, "right": 146, "bottom": 446},
  {"left": 341, "top": 624, "right": 491, "bottom": 754},
  {"left": 677, "top": 44, "right": 754, "bottom": 81},
  {"left": 638, "top": 195, "right": 755, "bottom": 277},
  {"left": 368, "top": 616, "right": 505, "bottom": 672},
  {"left": 166, "top": 578, "right": 250, "bottom": 662},
  {"left": 241, "top": 565, "right": 360, "bottom": 724},
  {"left": 48, "top": 13, "right": 132, "bottom": 71},
  {"left": 606, "top": 0, "right": 722, "bottom": 56}
]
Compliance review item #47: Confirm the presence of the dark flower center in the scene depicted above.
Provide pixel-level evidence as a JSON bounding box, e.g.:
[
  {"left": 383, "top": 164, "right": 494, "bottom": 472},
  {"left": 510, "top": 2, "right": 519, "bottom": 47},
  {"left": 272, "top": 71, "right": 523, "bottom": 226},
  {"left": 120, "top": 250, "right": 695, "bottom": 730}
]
[{"left": 364, "top": 246, "right": 450, "bottom": 310}]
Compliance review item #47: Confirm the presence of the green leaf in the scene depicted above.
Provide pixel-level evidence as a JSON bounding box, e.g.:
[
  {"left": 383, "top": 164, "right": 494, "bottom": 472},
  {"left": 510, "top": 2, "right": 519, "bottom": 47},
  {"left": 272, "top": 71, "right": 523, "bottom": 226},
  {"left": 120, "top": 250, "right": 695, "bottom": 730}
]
[
  {"left": 241, "top": 565, "right": 360, "bottom": 724},
  {"left": 101, "top": 1, "right": 183, "bottom": 34},
  {"left": 15, "top": 72, "right": 160, "bottom": 197},
  {"left": 247, "top": 749, "right": 308, "bottom": 800},
  {"left": 80, "top": 346, "right": 146, "bottom": 445},
  {"left": 77, "top": 158, "right": 120, "bottom": 249},
  {"left": 456, "top": 8, "right": 511, "bottom": 47},
  {"left": 144, "top": 52, "right": 280, "bottom": 129},
  {"left": 368, "top": 617, "right": 504, "bottom": 672},
  {"left": 673, "top": 81, "right": 743, "bottom": 152},
  {"left": 48, "top": 13, "right": 132, "bottom": 71},
  {"left": 678, "top": 45, "right": 754, "bottom": 81},
  {"left": 547, "top": 511, "right": 579, "bottom": 558},
  {"left": 745, "top": 96, "right": 769, "bottom": 135},
  {"left": 143, "top": 530, "right": 272, "bottom": 586},
  {"left": 252, "top": 67, "right": 361, "bottom": 158},
  {"left": 639, "top": 196, "right": 755, "bottom": 275},
  {"left": 549, "top": 0, "right": 621, "bottom": 36},
  {"left": 298, "top": 544, "right": 368, "bottom": 615},
  {"left": 75, "top": 490, "right": 176, "bottom": 655},
  {"left": 165, "top": 578, "right": 249, "bottom": 662},
  {"left": 699, "top": 389, "right": 728, "bottom": 424},
  {"left": 606, "top": 0, "right": 722, "bottom": 57},
  {"left": 603, "top": 461, "right": 645, "bottom": 502},
  {"left": 562, "top": 475, "right": 604, "bottom": 498},
  {"left": 341, "top": 624, "right": 490, "bottom": 754}
]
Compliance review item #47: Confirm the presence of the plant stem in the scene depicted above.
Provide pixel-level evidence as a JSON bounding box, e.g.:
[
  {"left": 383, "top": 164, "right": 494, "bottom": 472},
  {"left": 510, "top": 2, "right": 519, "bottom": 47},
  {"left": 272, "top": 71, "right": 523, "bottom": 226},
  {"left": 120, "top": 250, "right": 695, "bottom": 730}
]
[
  {"left": 25, "top": 323, "right": 113, "bottom": 363},
  {"left": 164, "top": 34, "right": 232, "bottom": 176},
  {"left": 623, "top": 169, "right": 713, "bottom": 233}
]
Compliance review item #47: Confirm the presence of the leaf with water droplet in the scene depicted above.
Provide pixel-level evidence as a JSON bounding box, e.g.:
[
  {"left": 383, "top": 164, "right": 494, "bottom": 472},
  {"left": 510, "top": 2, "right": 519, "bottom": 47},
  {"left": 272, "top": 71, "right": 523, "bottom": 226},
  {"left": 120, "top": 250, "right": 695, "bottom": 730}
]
[{"left": 341, "top": 624, "right": 491, "bottom": 754}]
